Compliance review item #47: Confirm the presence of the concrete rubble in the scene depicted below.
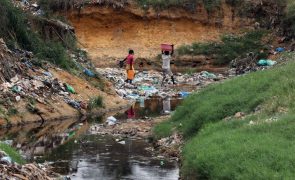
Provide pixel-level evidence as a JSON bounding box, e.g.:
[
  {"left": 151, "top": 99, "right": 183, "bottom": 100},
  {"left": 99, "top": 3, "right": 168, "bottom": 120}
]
[{"left": 96, "top": 68, "right": 225, "bottom": 101}]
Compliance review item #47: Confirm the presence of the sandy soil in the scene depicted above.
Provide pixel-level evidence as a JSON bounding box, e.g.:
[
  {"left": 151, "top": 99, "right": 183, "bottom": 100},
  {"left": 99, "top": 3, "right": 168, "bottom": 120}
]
[{"left": 67, "top": 7, "right": 224, "bottom": 65}]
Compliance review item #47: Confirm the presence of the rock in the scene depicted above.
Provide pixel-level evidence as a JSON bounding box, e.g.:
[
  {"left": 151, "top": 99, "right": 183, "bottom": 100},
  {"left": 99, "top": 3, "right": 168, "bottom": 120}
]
[{"left": 234, "top": 112, "right": 245, "bottom": 118}]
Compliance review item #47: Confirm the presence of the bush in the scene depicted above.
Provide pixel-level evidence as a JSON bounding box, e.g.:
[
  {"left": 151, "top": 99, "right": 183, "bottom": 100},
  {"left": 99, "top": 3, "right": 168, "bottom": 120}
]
[{"left": 177, "top": 30, "right": 268, "bottom": 65}]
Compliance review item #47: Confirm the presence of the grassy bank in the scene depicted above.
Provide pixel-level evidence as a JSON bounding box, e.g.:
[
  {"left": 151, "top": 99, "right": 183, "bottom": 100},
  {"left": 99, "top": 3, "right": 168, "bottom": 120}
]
[
  {"left": 0, "top": 143, "right": 25, "bottom": 164},
  {"left": 154, "top": 52, "right": 295, "bottom": 178}
]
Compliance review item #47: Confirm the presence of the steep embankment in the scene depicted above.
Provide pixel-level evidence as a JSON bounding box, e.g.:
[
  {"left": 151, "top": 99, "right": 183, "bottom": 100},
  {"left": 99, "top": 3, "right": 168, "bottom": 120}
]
[
  {"left": 66, "top": 1, "right": 255, "bottom": 66},
  {"left": 0, "top": 38, "right": 126, "bottom": 128}
]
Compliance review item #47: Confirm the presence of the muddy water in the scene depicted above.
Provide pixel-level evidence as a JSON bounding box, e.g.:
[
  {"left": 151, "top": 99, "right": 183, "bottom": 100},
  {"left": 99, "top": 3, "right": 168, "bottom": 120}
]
[{"left": 0, "top": 98, "right": 182, "bottom": 180}]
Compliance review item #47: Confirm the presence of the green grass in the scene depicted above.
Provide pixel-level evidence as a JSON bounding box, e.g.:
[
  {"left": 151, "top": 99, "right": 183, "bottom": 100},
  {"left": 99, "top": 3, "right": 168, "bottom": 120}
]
[
  {"left": 154, "top": 52, "right": 295, "bottom": 178},
  {"left": 183, "top": 114, "right": 295, "bottom": 179},
  {"left": 177, "top": 30, "right": 269, "bottom": 65},
  {"left": 0, "top": 143, "right": 25, "bottom": 164}
]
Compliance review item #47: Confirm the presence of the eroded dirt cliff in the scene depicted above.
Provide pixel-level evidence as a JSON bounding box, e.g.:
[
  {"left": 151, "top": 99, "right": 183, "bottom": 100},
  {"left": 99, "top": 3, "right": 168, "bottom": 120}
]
[{"left": 66, "top": 1, "right": 255, "bottom": 66}]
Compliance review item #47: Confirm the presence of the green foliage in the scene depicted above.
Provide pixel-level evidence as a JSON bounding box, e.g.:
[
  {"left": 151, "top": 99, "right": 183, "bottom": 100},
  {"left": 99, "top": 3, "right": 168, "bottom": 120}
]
[
  {"left": 0, "top": 143, "right": 25, "bottom": 164},
  {"left": 177, "top": 30, "right": 268, "bottom": 65},
  {"left": 88, "top": 96, "right": 104, "bottom": 110}
]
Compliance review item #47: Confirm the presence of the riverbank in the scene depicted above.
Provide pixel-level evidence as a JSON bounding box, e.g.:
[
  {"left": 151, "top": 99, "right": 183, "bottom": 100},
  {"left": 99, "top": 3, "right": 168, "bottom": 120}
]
[
  {"left": 154, "top": 52, "right": 295, "bottom": 179},
  {"left": 0, "top": 38, "right": 128, "bottom": 129}
]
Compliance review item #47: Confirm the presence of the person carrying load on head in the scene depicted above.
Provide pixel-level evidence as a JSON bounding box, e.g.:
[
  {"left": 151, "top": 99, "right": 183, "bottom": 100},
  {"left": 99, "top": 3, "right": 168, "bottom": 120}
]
[
  {"left": 122, "top": 49, "right": 135, "bottom": 84},
  {"left": 161, "top": 44, "right": 176, "bottom": 86}
]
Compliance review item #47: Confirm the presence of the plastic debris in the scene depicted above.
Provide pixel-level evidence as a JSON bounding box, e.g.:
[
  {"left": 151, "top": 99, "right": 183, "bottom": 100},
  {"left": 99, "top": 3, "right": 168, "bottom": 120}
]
[
  {"left": 65, "top": 84, "right": 76, "bottom": 94},
  {"left": 118, "top": 140, "right": 126, "bottom": 145},
  {"left": 179, "top": 92, "right": 190, "bottom": 98},
  {"left": 106, "top": 116, "right": 117, "bottom": 125},
  {"left": 275, "top": 47, "right": 285, "bottom": 53},
  {"left": 257, "top": 59, "right": 277, "bottom": 66},
  {"left": 0, "top": 156, "right": 12, "bottom": 164},
  {"left": 83, "top": 69, "right": 95, "bottom": 77}
]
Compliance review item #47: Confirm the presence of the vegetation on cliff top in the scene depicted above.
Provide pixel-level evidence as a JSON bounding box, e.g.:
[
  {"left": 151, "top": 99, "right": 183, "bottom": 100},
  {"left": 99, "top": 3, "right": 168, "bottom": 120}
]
[{"left": 177, "top": 30, "right": 269, "bottom": 65}]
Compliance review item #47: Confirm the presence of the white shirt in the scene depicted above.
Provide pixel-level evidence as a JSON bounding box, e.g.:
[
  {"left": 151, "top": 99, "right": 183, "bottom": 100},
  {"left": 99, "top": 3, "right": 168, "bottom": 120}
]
[{"left": 162, "top": 54, "right": 171, "bottom": 69}]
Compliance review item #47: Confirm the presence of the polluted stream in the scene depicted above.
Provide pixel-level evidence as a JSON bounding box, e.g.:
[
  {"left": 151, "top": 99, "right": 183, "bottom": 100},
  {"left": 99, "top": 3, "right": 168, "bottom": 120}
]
[{"left": 0, "top": 98, "right": 182, "bottom": 180}]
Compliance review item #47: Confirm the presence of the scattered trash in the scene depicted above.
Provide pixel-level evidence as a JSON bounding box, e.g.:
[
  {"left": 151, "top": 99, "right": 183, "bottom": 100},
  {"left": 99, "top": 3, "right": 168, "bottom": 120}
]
[
  {"left": 257, "top": 59, "right": 277, "bottom": 66},
  {"left": 275, "top": 47, "right": 285, "bottom": 53},
  {"left": 118, "top": 140, "right": 126, "bottom": 145},
  {"left": 106, "top": 116, "right": 117, "bottom": 125},
  {"left": 201, "top": 71, "right": 217, "bottom": 79},
  {"left": 96, "top": 68, "right": 220, "bottom": 101},
  {"left": 43, "top": 72, "right": 53, "bottom": 77},
  {"left": 15, "top": 96, "right": 21, "bottom": 102},
  {"left": 179, "top": 92, "right": 190, "bottom": 98},
  {"left": 65, "top": 84, "right": 76, "bottom": 94},
  {"left": 1, "top": 140, "right": 13, "bottom": 146},
  {"left": 0, "top": 156, "right": 12, "bottom": 164},
  {"left": 83, "top": 69, "right": 95, "bottom": 77},
  {"left": 12, "top": 85, "right": 22, "bottom": 93}
]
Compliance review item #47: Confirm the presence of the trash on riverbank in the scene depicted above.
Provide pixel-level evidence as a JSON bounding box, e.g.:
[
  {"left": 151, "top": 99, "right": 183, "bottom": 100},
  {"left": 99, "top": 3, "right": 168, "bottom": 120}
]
[
  {"left": 96, "top": 68, "right": 223, "bottom": 101},
  {"left": 257, "top": 59, "right": 277, "bottom": 66}
]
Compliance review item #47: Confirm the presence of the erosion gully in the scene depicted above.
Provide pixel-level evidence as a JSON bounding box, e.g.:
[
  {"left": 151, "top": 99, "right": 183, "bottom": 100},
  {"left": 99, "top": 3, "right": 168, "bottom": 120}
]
[{"left": 0, "top": 98, "right": 183, "bottom": 180}]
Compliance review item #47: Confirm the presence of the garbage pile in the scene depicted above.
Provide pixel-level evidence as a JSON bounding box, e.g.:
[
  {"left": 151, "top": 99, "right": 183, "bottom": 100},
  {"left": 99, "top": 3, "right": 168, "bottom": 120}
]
[
  {"left": 0, "top": 38, "right": 87, "bottom": 119},
  {"left": 12, "top": 0, "right": 43, "bottom": 16},
  {"left": 96, "top": 68, "right": 224, "bottom": 100},
  {"left": 0, "top": 147, "right": 61, "bottom": 180},
  {"left": 229, "top": 47, "right": 288, "bottom": 76}
]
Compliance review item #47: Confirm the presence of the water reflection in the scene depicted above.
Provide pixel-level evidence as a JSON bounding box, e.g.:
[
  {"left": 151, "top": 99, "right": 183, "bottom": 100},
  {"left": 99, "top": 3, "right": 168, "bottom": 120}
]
[
  {"left": 41, "top": 135, "right": 179, "bottom": 180},
  {"left": 0, "top": 97, "right": 182, "bottom": 180},
  {"left": 0, "top": 120, "right": 88, "bottom": 160},
  {"left": 115, "top": 97, "right": 182, "bottom": 120}
]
